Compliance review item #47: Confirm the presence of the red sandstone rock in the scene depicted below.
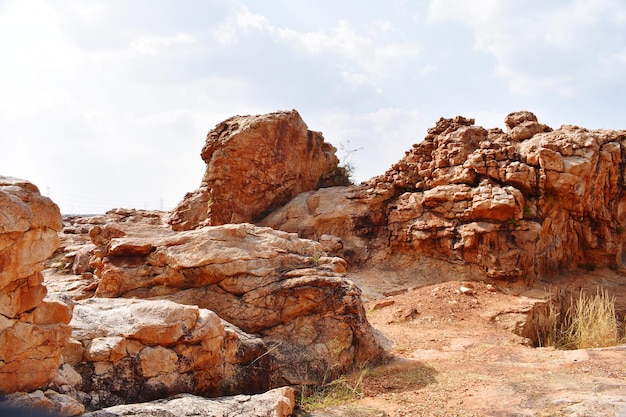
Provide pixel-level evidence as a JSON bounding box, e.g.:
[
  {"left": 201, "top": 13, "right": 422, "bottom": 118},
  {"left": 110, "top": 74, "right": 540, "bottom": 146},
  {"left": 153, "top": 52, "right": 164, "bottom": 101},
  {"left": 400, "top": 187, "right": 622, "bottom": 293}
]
[
  {"left": 262, "top": 111, "right": 626, "bottom": 282},
  {"left": 169, "top": 110, "right": 346, "bottom": 230},
  {"left": 0, "top": 176, "right": 71, "bottom": 393},
  {"left": 88, "top": 220, "right": 385, "bottom": 388}
]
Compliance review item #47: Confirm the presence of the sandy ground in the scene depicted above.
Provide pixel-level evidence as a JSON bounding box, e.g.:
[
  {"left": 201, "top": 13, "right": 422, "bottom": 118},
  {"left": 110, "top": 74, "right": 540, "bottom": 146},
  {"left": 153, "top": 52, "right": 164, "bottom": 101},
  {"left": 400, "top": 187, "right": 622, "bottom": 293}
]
[{"left": 298, "top": 271, "right": 626, "bottom": 417}]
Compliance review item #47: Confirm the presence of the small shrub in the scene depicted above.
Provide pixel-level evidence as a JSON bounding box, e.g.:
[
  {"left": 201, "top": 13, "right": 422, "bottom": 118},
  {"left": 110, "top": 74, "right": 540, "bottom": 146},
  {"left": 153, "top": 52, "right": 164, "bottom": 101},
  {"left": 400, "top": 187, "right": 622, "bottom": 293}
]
[
  {"left": 311, "top": 252, "right": 323, "bottom": 266},
  {"left": 523, "top": 204, "right": 533, "bottom": 217},
  {"left": 542, "top": 288, "right": 623, "bottom": 350},
  {"left": 299, "top": 371, "right": 367, "bottom": 411},
  {"left": 617, "top": 225, "right": 624, "bottom": 235},
  {"left": 337, "top": 140, "right": 363, "bottom": 185}
]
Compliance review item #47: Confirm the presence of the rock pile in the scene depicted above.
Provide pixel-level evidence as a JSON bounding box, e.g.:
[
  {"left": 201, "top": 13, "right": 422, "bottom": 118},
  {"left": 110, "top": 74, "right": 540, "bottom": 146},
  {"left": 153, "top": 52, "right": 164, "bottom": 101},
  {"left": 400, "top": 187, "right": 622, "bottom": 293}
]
[
  {"left": 6, "top": 108, "right": 625, "bottom": 416},
  {"left": 89, "top": 219, "right": 385, "bottom": 389}
]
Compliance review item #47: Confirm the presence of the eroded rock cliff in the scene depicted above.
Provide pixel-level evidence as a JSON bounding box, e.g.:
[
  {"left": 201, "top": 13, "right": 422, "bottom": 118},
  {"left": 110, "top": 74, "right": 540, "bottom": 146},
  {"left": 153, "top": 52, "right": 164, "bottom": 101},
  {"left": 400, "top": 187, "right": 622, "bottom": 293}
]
[{"left": 262, "top": 112, "right": 626, "bottom": 282}]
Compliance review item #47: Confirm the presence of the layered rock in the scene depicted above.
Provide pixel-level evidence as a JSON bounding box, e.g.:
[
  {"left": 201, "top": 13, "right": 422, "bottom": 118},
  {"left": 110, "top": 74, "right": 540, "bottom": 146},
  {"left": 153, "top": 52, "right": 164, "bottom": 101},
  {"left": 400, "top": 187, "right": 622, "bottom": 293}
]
[
  {"left": 262, "top": 112, "right": 626, "bottom": 282},
  {"left": 63, "top": 298, "right": 272, "bottom": 410},
  {"left": 259, "top": 185, "right": 393, "bottom": 263},
  {"left": 88, "top": 220, "right": 385, "bottom": 387},
  {"left": 83, "top": 387, "right": 295, "bottom": 417},
  {"left": 0, "top": 176, "right": 72, "bottom": 393},
  {"left": 170, "top": 110, "right": 346, "bottom": 230}
]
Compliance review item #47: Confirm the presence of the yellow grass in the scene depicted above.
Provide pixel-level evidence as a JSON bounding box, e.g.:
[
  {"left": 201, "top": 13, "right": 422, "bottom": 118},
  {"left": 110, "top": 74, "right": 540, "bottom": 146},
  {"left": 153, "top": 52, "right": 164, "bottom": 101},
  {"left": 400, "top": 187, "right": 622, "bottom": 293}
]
[{"left": 555, "top": 288, "right": 621, "bottom": 350}]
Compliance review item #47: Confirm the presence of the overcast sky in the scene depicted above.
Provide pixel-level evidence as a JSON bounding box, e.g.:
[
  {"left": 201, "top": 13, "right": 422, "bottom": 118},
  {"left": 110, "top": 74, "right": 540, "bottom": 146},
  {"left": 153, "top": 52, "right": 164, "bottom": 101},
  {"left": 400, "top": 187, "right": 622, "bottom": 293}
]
[{"left": 1, "top": 0, "right": 625, "bottom": 214}]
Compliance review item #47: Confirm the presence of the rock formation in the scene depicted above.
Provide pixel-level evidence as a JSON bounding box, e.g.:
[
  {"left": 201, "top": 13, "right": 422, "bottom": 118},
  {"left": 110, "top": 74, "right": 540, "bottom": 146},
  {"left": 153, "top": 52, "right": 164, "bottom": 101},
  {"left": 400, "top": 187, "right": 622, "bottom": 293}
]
[
  {"left": 8, "top": 109, "right": 625, "bottom": 416},
  {"left": 0, "top": 176, "right": 72, "bottom": 393},
  {"left": 82, "top": 387, "right": 295, "bottom": 417},
  {"left": 262, "top": 112, "right": 626, "bottom": 282},
  {"left": 88, "top": 218, "right": 385, "bottom": 388},
  {"left": 169, "top": 110, "right": 346, "bottom": 230},
  {"left": 66, "top": 298, "right": 272, "bottom": 409}
]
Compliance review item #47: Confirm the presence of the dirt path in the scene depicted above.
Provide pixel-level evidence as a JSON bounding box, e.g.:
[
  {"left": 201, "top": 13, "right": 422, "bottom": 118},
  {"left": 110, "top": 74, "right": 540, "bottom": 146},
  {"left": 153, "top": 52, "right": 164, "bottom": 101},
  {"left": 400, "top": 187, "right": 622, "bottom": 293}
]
[{"left": 298, "top": 276, "right": 626, "bottom": 417}]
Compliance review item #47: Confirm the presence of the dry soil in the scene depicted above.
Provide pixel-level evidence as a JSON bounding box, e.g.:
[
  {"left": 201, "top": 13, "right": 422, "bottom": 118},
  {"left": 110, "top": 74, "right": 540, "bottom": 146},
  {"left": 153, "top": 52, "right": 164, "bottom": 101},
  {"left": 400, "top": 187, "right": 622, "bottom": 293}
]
[{"left": 298, "top": 268, "right": 626, "bottom": 417}]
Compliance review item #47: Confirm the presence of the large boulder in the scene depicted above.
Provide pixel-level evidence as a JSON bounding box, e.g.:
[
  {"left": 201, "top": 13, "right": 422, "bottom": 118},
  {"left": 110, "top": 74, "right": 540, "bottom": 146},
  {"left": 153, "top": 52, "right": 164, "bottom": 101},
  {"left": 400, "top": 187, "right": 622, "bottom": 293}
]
[
  {"left": 262, "top": 112, "right": 626, "bottom": 282},
  {"left": 89, "top": 221, "right": 385, "bottom": 387},
  {"left": 169, "top": 110, "right": 345, "bottom": 230},
  {"left": 65, "top": 298, "right": 272, "bottom": 410},
  {"left": 0, "top": 176, "right": 72, "bottom": 393}
]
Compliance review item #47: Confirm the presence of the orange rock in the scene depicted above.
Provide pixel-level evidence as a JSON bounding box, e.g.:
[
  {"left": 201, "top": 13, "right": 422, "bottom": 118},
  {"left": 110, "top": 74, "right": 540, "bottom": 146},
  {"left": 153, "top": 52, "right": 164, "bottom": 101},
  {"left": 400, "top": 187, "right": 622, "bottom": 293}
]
[
  {"left": 169, "top": 110, "right": 346, "bottom": 230},
  {"left": 0, "top": 176, "right": 71, "bottom": 393},
  {"left": 264, "top": 111, "right": 626, "bottom": 283}
]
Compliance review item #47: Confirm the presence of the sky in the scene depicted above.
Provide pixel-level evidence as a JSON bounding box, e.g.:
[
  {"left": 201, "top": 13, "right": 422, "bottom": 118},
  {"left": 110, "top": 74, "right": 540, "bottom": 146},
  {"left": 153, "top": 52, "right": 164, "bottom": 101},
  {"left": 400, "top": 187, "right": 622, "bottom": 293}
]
[{"left": 1, "top": 0, "right": 625, "bottom": 214}]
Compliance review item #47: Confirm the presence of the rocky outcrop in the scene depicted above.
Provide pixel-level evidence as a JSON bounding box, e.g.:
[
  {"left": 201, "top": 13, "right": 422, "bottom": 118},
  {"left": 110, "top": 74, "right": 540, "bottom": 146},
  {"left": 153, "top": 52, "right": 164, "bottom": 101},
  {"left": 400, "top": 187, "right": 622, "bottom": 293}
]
[
  {"left": 83, "top": 387, "right": 295, "bottom": 417},
  {"left": 259, "top": 185, "right": 393, "bottom": 263},
  {"left": 0, "top": 176, "right": 72, "bottom": 393},
  {"left": 88, "top": 220, "right": 385, "bottom": 387},
  {"left": 262, "top": 112, "right": 626, "bottom": 282},
  {"left": 62, "top": 298, "right": 272, "bottom": 410},
  {"left": 169, "top": 110, "right": 346, "bottom": 230}
]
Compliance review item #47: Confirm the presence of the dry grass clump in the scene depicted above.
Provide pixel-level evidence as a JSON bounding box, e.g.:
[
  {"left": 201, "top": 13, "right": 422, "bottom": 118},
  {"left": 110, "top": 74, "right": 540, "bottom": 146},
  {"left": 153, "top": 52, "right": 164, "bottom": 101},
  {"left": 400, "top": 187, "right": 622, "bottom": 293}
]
[
  {"left": 544, "top": 288, "right": 623, "bottom": 350},
  {"left": 298, "top": 370, "right": 367, "bottom": 411}
]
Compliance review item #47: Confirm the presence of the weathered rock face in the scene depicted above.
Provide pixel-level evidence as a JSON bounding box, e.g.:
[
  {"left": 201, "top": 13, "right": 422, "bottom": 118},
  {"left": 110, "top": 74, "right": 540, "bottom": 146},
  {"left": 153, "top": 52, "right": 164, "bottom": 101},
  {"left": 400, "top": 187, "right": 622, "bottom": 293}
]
[
  {"left": 83, "top": 387, "right": 295, "bottom": 417},
  {"left": 259, "top": 185, "right": 393, "bottom": 264},
  {"left": 65, "top": 298, "right": 272, "bottom": 410},
  {"left": 0, "top": 176, "right": 72, "bottom": 393},
  {"left": 89, "top": 221, "right": 385, "bottom": 387},
  {"left": 170, "top": 110, "right": 346, "bottom": 230},
  {"left": 262, "top": 112, "right": 626, "bottom": 282}
]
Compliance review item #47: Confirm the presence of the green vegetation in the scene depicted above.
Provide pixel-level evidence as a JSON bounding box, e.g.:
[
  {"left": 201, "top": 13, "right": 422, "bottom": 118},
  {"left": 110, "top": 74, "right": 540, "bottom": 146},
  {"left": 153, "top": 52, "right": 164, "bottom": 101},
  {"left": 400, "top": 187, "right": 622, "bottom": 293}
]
[{"left": 506, "top": 217, "right": 519, "bottom": 226}]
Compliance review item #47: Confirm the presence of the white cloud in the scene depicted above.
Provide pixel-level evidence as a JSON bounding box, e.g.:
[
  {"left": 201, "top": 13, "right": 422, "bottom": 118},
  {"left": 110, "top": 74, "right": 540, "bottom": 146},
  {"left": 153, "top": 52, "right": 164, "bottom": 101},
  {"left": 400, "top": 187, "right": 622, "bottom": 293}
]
[
  {"left": 316, "top": 108, "right": 427, "bottom": 182},
  {"left": 213, "top": 6, "right": 419, "bottom": 88},
  {"left": 130, "top": 33, "right": 196, "bottom": 55},
  {"left": 427, "top": 0, "right": 626, "bottom": 97},
  {"left": 213, "top": 6, "right": 271, "bottom": 44},
  {"left": 0, "top": 0, "right": 624, "bottom": 213},
  {"left": 277, "top": 20, "right": 419, "bottom": 83}
]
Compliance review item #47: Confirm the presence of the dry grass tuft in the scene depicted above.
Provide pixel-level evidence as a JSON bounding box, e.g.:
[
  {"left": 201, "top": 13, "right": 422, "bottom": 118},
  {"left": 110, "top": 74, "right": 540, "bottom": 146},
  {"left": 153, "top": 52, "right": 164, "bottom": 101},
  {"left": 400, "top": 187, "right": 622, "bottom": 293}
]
[
  {"left": 298, "top": 370, "right": 367, "bottom": 411},
  {"left": 545, "top": 287, "right": 623, "bottom": 350}
]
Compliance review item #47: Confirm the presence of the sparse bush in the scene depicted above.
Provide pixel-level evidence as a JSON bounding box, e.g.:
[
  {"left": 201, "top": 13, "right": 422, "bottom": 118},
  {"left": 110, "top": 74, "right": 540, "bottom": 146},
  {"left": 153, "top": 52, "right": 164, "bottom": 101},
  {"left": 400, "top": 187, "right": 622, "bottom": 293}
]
[
  {"left": 299, "top": 371, "right": 367, "bottom": 411},
  {"left": 541, "top": 288, "right": 623, "bottom": 350},
  {"left": 536, "top": 299, "right": 560, "bottom": 348},
  {"left": 523, "top": 204, "right": 533, "bottom": 217},
  {"left": 337, "top": 140, "right": 363, "bottom": 185}
]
